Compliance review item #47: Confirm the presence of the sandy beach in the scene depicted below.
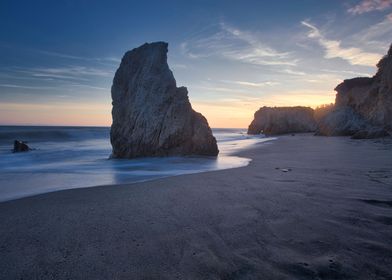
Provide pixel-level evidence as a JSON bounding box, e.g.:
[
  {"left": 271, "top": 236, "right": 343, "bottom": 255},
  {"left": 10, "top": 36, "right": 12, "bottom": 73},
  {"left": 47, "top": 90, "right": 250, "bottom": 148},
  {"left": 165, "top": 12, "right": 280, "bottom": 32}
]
[{"left": 1, "top": 134, "right": 392, "bottom": 279}]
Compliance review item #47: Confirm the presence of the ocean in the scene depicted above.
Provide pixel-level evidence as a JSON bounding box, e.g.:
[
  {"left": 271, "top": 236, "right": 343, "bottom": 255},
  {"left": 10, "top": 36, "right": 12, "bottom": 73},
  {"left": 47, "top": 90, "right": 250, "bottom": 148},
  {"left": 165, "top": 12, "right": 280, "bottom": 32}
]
[{"left": 0, "top": 126, "right": 273, "bottom": 201}]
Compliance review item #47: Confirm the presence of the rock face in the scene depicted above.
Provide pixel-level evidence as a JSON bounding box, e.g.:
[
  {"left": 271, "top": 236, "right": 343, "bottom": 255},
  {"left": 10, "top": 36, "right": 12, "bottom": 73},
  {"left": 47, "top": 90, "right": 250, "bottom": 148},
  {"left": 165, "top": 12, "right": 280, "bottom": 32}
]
[
  {"left": 248, "top": 106, "right": 317, "bottom": 135},
  {"left": 13, "top": 140, "right": 30, "bottom": 153},
  {"left": 317, "top": 44, "right": 392, "bottom": 138},
  {"left": 110, "top": 42, "right": 218, "bottom": 158}
]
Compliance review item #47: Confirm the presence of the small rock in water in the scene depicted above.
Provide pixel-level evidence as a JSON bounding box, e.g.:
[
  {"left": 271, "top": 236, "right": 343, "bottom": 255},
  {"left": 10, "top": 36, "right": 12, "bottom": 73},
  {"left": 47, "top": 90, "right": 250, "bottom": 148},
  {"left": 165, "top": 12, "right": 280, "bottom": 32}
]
[{"left": 13, "top": 140, "right": 30, "bottom": 153}]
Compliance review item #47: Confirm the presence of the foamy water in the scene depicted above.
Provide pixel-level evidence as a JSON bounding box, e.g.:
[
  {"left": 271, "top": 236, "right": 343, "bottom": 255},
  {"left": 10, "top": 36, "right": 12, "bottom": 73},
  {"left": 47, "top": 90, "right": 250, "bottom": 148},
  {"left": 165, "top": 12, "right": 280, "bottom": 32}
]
[{"left": 0, "top": 126, "right": 273, "bottom": 201}]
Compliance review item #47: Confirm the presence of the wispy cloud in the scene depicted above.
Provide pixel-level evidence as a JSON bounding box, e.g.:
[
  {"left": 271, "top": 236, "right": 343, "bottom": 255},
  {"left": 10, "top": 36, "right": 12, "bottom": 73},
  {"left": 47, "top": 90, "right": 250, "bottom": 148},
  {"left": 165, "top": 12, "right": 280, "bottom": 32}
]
[
  {"left": 350, "top": 14, "right": 392, "bottom": 51},
  {"left": 0, "top": 82, "right": 108, "bottom": 92},
  {"left": 0, "top": 83, "right": 56, "bottom": 90},
  {"left": 280, "top": 69, "right": 307, "bottom": 76},
  {"left": 191, "top": 85, "right": 254, "bottom": 95},
  {"left": 32, "top": 66, "right": 112, "bottom": 77},
  {"left": 0, "top": 65, "right": 113, "bottom": 98},
  {"left": 12, "top": 66, "right": 113, "bottom": 81},
  {"left": 181, "top": 22, "right": 297, "bottom": 66},
  {"left": 301, "top": 21, "right": 383, "bottom": 66},
  {"left": 68, "top": 84, "right": 108, "bottom": 91},
  {"left": 0, "top": 43, "right": 122, "bottom": 66},
  {"left": 321, "top": 69, "right": 372, "bottom": 77},
  {"left": 35, "top": 49, "right": 121, "bottom": 65},
  {"left": 220, "top": 80, "right": 279, "bottom": 87},
  {"left": 348, "top": 0, "right": 392, "bottom": 15}
]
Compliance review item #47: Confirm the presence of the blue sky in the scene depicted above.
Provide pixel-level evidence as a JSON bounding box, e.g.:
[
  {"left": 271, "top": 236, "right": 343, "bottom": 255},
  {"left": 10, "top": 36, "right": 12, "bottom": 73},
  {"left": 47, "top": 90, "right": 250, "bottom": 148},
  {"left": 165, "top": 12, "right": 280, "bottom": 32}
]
[{"left": 0, "top": 0, "right": 391, "bottom": 127}]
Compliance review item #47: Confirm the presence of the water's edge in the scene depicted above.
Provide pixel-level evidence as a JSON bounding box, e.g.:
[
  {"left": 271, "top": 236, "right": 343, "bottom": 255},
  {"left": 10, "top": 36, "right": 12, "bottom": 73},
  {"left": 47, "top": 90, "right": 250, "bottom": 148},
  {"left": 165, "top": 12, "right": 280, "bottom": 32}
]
[{"left": 0, "top": 126, "right": 274, "bottom": 202}]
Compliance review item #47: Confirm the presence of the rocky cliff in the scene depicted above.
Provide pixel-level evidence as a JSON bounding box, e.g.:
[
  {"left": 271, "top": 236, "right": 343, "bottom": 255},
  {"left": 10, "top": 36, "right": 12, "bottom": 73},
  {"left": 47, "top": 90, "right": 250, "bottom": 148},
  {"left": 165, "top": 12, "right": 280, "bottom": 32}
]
[
  {"left": 110, "top": 42, "right": 218, "bottom": 158},
  {"left": 247, "top": 106, "right": 317, "bottom": 135},
  {"left": 317, "top": 44, "right": 392, "bottom": 138}
]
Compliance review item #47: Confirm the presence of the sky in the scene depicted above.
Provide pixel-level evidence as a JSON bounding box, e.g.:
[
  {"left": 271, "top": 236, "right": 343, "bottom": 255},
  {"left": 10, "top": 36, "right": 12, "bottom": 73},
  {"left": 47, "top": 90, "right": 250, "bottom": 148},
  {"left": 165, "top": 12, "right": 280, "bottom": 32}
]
[{"left": 0, "top": 0, "right": 391, "bottom": 128}]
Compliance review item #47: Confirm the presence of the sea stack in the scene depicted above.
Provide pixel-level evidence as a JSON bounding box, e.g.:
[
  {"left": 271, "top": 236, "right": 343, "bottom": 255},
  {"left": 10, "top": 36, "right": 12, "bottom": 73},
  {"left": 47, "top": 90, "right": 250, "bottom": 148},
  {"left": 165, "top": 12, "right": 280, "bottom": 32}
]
[
  {"left": 110, "top": 42, "right": 218, "bottom": 158},
  {"left": 317, "top": 44, "right": 392, "bottom": 138},
  {"left": 13, "top": 140, "right": 30, "bottom": 153},
  {"left": 247, "top": 106, "right": 317, "bottom": 135}
]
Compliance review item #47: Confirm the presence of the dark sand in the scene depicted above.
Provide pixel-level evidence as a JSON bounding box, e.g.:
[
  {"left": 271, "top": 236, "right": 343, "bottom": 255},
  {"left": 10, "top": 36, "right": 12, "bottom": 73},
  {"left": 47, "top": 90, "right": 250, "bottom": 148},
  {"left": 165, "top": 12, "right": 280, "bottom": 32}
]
[{"left": 1, "top": 135, "right": 392, "bottom": 279}]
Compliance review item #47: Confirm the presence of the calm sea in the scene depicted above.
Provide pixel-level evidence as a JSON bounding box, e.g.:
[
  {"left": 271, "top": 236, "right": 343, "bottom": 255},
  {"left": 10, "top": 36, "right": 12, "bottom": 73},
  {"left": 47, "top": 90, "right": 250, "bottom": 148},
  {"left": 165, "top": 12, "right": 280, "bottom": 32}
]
[{"left": 0, "top": 126, "right": 274, "bottom": 201}]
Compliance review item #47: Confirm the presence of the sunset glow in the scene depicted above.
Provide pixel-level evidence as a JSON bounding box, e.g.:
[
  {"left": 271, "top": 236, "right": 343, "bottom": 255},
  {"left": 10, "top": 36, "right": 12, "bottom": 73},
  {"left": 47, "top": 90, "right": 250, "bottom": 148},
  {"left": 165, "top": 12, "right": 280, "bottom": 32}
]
[{"left": 1, "top": 1, "right": 391, "bottom": 127}]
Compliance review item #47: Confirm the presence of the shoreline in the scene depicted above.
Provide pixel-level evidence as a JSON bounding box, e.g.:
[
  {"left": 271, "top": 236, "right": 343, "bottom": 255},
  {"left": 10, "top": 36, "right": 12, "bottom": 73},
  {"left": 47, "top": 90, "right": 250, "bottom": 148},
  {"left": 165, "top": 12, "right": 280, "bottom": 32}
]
[
  {"left": 0, "top": 127, "right": 272, "bottom": 203},
  {"left": 0, "top": 135, "right": 274, "bottom": 203},
  {"left": 1, "top": 134, "right": 392, "bottom": 279}
]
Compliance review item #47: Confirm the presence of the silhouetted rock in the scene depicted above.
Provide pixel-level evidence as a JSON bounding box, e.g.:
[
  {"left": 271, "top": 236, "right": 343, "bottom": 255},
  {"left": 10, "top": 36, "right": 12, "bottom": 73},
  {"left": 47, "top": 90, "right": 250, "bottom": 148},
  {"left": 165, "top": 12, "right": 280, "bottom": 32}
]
[
  {"left": 248, "top": 106, "right": 317, "bottom": 135},
  {"left": 110, "top": 42, "right": 218, "bottom": 158},
  {"left": 13, "top": 140, "right": 30, "bottom": 153},
  {"left": 317, "top": 43, "right": 392, "bottom": 138}
]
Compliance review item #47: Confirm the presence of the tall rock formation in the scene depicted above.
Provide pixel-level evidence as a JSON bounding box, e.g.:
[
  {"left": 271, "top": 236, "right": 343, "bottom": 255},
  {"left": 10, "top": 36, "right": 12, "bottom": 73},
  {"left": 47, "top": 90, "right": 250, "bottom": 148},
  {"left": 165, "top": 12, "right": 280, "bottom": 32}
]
[
  {"left": 248, "top": 106, "right": 317, "bottom": 135},
  {"left": 110, "top": 42, "right": 218, "bottom": 158},
  {"left": 317, "top": 44, "right": 392, "bottom": 138}
]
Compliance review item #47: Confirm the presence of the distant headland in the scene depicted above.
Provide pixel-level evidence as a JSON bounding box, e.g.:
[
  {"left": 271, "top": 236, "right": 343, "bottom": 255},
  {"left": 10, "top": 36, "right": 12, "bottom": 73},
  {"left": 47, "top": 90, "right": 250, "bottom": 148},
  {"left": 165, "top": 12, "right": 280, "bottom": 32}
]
[{"left": 247, "top": 43, "right": 392, "bottom": 139}]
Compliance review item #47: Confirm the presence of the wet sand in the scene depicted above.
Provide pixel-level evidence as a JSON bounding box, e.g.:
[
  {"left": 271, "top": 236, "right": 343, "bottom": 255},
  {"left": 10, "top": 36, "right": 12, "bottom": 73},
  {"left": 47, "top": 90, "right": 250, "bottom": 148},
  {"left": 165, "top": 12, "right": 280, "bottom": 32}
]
[{"left": 1, "top": 134, "right": 392, "bottom": 279}]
